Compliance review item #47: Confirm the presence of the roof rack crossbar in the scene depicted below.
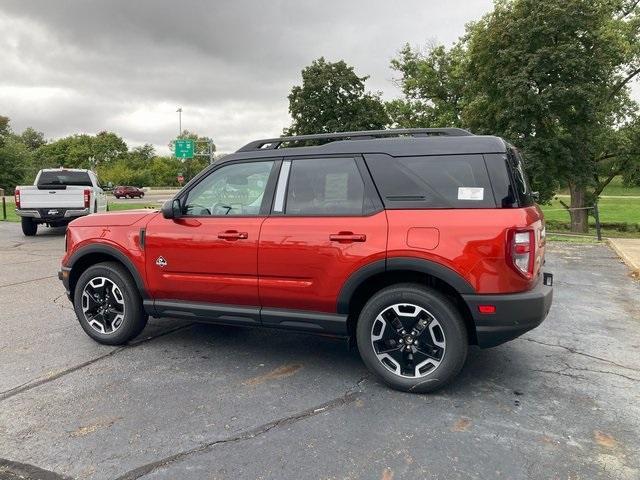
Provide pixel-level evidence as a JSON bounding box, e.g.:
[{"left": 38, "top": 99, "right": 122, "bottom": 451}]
[{"left": 237, "top": 128, "right": 473, "bottom": 152}]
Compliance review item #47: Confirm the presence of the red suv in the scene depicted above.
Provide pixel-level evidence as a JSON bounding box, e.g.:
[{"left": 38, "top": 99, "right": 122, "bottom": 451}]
[
  {"left": 113, "top": 186, "right": 145, "bottom": 199},
  {"left": 59, "top": 129, "right": 553, "bottom": 392}
]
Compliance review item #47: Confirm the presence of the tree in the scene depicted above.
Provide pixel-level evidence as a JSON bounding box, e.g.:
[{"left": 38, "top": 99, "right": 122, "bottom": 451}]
[
  {"left": 0, "top": 117, "right": 29, "bottom": 193},
  {"left": 0, "top": 116, "right": 9, "bottom": 147},
  {"left": 20, "top": 128, "right": 46, "bottom": 150},
  {"left": 390, "top": 0, "right": 640, "bottom": 233},
  {"left": 388, "top": 44, "right": 468, "bottom": 128},
  {"left": 34, "top": 132, "right": 128, "bottom": 171},
  {"left": 286, "top": 57, "right": 390, "bottom": 136}
]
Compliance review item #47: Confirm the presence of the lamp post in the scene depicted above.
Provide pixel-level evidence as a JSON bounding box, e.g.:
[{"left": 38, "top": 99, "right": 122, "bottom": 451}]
[{"left": 176, "top": 107, "right": 182, "bottom": 137}]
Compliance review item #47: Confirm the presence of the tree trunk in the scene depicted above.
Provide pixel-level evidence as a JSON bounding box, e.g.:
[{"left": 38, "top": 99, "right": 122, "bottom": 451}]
[{"left": 568, "top": 183, "right": 588, "bottom": 233}]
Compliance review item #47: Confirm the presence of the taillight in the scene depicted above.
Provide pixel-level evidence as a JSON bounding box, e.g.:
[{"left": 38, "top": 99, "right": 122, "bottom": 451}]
[
  {"left": 14, "top": 189, "right": 20, "bottom": 209},
  {"left": 84, "top": 189, "right": 91, "bottom": 209},
  {"left": 508, "top": 229, "right": 535, "bottom": 278}
]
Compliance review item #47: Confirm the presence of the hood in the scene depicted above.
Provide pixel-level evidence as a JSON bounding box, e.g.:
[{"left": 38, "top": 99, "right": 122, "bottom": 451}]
[{"left": 69, "top": 209, "right": 158, "bottom": 227}]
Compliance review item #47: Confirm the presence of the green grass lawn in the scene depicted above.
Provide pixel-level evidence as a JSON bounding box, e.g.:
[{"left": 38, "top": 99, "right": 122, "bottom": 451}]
[
  {"left": 540, "top": 196, "right": 640, "bottom": 238},
  {"left": 541, "top": 196, "right": 640, "bottom": 224},
  {"left": 558, "top": 176, "right": 640, "bottom": 197}
]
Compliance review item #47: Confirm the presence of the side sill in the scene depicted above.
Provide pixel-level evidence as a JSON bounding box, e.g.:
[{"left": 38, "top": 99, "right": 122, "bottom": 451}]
[
  {"left": 261, "top": 308, "right": 348, "bottom": 336},
  {"left": 145, "top": 300, "right": 348, "bottom": 336},
  {"left": 152, "top": 300, "right": 260, "bottom": 326}
]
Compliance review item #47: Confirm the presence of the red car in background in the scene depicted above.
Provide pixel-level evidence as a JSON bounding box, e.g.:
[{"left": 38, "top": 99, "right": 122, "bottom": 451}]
[{"left": 113, "top": 186, "right": 145, "bottom": 199}]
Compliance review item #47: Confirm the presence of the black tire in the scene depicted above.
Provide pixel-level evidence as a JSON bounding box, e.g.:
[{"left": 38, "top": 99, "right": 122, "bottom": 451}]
[
  {"left": 356, "top": 283, "right": 468, "bottom": 393},
  {"left": 21, "top": 217, "right": 37, "bottom": 236},
  {"left": 73, "top": 261, "right": 148, "bottom": 345}
]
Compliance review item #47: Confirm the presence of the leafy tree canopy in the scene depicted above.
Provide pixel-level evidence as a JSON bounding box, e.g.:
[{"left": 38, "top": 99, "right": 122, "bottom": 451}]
[
  {"left": 390, "top": 0, "right": 640, "bottom": 232},
  {"left": 286, "top": 57, "right": 389, "bottom": 136}
]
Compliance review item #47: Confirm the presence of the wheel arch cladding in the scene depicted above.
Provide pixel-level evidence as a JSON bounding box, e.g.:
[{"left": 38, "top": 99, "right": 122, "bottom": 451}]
[
  {"left": 338, "top": 257, "right": 477, "bottom": 344},
  {"left": 67, "top": 245, "right": 147, "bottom": 301}
]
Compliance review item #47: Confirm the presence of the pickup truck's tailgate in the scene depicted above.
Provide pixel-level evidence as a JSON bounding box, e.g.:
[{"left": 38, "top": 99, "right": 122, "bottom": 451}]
[{"left": 20, "top": 187, "right": 85, "bottom": 209}]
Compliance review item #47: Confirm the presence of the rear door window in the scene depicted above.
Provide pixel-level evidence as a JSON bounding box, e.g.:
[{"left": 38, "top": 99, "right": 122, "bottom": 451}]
[
  {"left": 284, "top": 157, "right": 367, "bottom": 216},
  {"left": 365, "top": 154, "right": 496, "bottom": 209}
]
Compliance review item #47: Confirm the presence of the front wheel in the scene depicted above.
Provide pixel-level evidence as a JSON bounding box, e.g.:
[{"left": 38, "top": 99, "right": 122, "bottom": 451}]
[
  {"left": 73, "top": 262, "right": 148, "bottom": 345},
  {"left": 356, "top": 284, "right": 468, "bottom": 393},
  {"left": 21, "top": 217, "right": 37, "bottom": 236}
]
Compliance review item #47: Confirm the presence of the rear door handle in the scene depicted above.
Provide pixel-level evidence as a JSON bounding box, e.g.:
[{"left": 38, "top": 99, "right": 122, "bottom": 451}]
[
  {"left": 329, "top": 232, "right": 366, "bottom": 243},
  {"left": 218, "top": 230, "right": 248, "bottom": 240}
]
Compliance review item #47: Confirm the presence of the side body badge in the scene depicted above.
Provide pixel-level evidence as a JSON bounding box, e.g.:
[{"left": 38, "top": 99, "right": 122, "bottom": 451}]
[{"left": 156, "top": 256, "right": 167, "bottom": 268}]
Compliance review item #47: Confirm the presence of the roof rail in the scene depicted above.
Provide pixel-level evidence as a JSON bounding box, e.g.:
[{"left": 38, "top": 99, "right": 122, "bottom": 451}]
[{"left": 236, "top": 128, "right": 473, "bottom": 152}]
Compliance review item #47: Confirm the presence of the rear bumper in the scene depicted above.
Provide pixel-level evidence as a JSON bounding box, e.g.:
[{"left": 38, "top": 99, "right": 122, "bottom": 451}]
[
  {"left": 463, "top": 273, "right": 553, "bottom": 348},
  {"left": 16, "top": 208, "right": 90, "bottom": 221}
]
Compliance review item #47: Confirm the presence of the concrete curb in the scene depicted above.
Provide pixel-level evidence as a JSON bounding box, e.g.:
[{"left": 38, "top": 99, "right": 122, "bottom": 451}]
[{"left": 607, "top": 238, "right": 640, "bottom": 273}]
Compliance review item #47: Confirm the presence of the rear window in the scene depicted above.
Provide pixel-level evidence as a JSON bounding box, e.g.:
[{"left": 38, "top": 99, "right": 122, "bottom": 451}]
[
  {"left": 37, "top": 171, "right": 92, "bottom": 187},
  {"left": 365, "top": 154, "right": 495, "bottom": 209}
]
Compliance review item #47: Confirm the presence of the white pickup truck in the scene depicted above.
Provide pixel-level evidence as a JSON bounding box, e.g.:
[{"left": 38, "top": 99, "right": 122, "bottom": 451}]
[{"left": 15, "top": 168, "right": 107, "bottom": 236}]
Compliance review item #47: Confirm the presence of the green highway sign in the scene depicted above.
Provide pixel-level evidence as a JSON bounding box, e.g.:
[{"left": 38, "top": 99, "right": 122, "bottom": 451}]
[{"left": 174, "top": 139, "right": 194, "bottom": 159}]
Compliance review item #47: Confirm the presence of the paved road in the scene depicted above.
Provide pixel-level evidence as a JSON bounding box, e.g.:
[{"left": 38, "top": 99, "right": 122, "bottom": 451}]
[
  {"left": 108, "top": 193, "right": 172, "bottom": 205},
  {"left": 0, "top": 221, "right": 639, "bottom": 480}
]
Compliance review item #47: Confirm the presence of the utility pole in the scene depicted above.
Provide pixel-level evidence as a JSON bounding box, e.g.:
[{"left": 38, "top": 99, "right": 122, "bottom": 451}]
[{"left": 176, "top": 107, "right": 182, "bottom": 137}]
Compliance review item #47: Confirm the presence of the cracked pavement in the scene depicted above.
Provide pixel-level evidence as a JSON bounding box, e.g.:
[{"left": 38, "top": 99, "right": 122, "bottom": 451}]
[{"left": 0, "top": 221, "right": 638, "bottom": 480}]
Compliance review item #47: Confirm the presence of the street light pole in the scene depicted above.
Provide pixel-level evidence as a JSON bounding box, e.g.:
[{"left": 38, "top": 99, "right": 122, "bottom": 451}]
[{"left": 176, "top": 107, "right": 182, "bottom": 137}]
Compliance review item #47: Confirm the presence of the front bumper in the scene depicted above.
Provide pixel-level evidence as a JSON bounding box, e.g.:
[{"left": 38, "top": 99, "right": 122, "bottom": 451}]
[
  {"left": 463, "top": 273, "right": 553, "bottom": 348},
  {"left": 59, "top": 267, "right": 72, "bottom": 299}
]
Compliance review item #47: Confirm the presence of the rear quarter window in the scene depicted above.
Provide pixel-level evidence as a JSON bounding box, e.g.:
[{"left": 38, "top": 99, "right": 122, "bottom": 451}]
[
  {"left": 508, "top": 149, "right": 535, "bottom": 207},
  {"left": 365, "top": 154, "right": 496, "bottom": 209}
]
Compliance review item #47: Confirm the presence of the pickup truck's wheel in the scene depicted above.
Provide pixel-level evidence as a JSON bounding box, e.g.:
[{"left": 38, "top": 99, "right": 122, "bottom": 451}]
[
  {"left": 73, "top": 261, "right": 148, "bottom": 345},
  {"left": 356, "top": 284, "right": 468, "bottom": 393},
  {"left": 21, "top": 217, "right": 37, "bottom": 236}
]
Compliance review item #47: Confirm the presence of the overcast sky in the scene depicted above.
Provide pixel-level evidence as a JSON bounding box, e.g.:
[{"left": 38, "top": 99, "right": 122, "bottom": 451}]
[{"left": 0, "top": 0, "right": 494, "bottom": 154}]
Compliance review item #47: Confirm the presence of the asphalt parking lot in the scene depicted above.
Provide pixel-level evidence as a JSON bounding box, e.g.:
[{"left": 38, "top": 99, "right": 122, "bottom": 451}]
[{"left": 0, "top": 221, "right": 639, "bottom": 480}]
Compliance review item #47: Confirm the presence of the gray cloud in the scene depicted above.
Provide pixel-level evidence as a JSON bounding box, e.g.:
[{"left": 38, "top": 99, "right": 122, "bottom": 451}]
[{"left": 0, "top": 0, "right": 493, "bottom": 153}]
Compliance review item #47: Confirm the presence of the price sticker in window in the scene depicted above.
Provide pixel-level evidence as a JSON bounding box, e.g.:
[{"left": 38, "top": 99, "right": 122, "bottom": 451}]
[{"left": 457, "top": 187, "right": 484, "bottom": 201}]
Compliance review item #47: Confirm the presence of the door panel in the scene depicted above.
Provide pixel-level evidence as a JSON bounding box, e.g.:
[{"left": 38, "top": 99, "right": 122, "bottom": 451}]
[
  {"left": 258, "top": 213, "right": 388, "bottom": 313},
  {"left": 145, "top": 215, "right": 264, "bottom": 304},
  {"left": 144, "top": 159, "right": 276, "bottom": 305}
]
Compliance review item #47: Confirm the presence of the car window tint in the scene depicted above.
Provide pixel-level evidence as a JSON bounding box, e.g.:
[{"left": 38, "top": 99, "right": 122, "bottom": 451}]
[
  {"left": 37, "top": 171, "right": 92, "bottom": 187},
  {"left": 285, "top": 158, "right": 365, "bottom": 215},
  {"left": 365, "top": 154, "right": 495, "bottom": 209},
  {"left": 184, "top": 161, "right": 273, "bottom": 216}
]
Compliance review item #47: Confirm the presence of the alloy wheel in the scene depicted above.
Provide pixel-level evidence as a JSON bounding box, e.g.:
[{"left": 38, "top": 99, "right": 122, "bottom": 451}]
[
  {"left": 81, "top": 276, "right": 126, "bottom": 334},
  {"left": 370, "top": 303, "right": 446, "bottom": 378}
]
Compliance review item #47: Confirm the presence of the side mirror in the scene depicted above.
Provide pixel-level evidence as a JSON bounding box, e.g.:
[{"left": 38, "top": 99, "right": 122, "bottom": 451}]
[{"left": 162, "top": 198, "right": 182, "bottom": 219}]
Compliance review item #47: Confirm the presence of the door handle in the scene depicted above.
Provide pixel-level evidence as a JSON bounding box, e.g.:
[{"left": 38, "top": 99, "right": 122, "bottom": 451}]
[
  {"left": 218, "top": 230, "right": 248, "bottom": 240},
  {"left": 329, "top": 232, "right": 366, "bottom": 243}
]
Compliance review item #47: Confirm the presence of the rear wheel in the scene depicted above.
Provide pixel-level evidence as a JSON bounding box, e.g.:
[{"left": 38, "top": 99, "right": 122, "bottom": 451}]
[
  {"left": 73, "top": 262, "right": 148, "bottom": 345},
  {"left": 356, "top": 284, "right": 468, "bottom": 393},
  {"left": 21, "top": 217, "right": 37, "bottom": 236}
]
